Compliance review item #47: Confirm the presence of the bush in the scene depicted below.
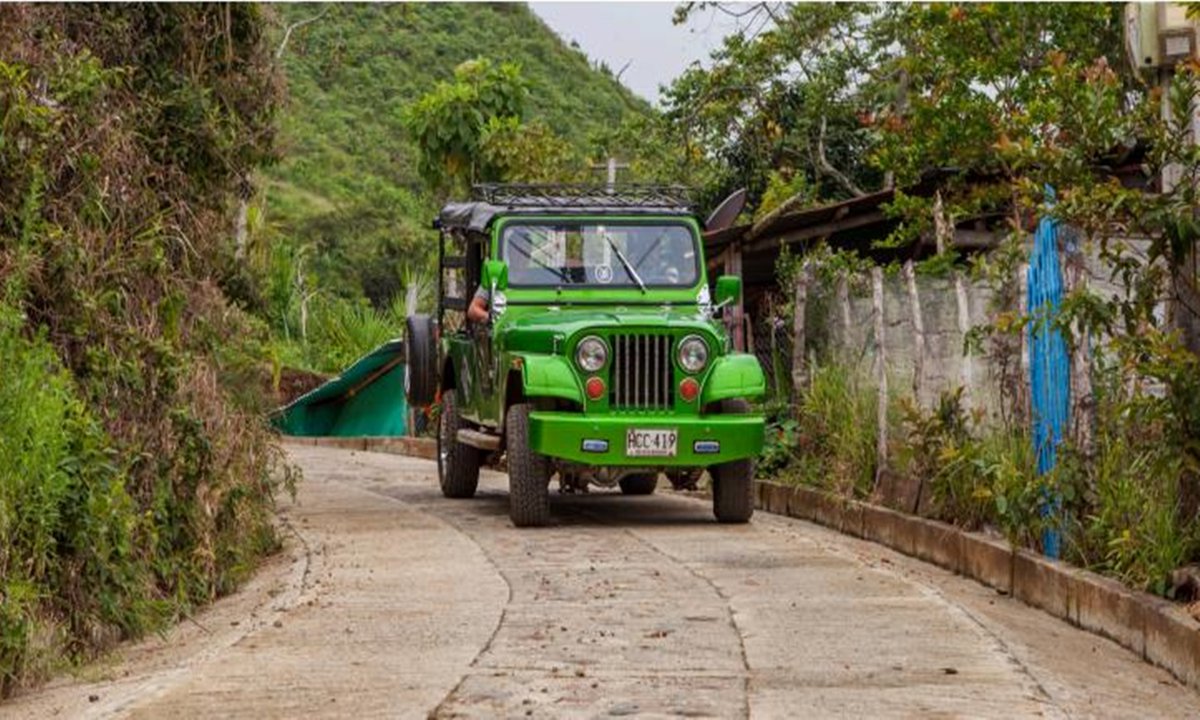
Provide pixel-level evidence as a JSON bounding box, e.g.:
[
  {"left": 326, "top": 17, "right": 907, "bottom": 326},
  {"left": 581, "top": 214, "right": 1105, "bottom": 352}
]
[
  {"left": 0, "top": 302, "right": 153, "bottom": 694},
  {"left": 896, "top": 390, "right": 1045, "bottom": 544},
  {"left": 294, "top": 294, "right": 406, "bottom": 374}
]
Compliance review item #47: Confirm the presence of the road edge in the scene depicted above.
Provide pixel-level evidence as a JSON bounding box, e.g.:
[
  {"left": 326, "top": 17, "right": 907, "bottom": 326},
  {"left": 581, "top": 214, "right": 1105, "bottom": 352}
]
[
  {"left": 289, "top": 435, "right": 437, "bottom": 459},
  {"left": 754, "top": 480, "right": 1200, "bottom": 693}
]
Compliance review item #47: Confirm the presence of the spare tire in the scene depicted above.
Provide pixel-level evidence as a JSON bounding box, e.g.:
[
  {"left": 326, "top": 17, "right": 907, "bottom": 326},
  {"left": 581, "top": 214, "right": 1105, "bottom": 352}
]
[{"left": 405, "top": 314, "right": 437, "bottom": 406}]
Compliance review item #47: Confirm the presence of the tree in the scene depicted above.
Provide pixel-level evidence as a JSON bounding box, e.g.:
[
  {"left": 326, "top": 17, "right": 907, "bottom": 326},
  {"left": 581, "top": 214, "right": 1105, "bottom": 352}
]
[
  {"left": 403, "top": 58, "right": 528, "bottom": 196},
  {"left": 480, "top": 117, "right": 582, "bottom": 183},
  {"left": 666, "top": 3, "right": 892, "bottom": 210}
]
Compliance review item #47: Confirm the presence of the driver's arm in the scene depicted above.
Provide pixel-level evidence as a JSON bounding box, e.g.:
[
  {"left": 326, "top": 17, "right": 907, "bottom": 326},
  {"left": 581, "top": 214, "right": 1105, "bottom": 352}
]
[{"left": 467, "top": 287, "right": 489, "bottom": 323}]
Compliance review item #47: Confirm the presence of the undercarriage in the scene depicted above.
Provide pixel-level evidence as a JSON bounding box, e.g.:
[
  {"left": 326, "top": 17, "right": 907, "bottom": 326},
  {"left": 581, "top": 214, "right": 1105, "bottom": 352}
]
[{"left": 555, "top": 463, "right": 702, "bottom": 493}]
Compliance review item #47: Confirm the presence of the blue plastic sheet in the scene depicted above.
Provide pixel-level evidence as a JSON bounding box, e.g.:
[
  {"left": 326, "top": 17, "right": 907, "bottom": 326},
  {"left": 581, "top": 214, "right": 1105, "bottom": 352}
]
[{"left": 1027, "top": 190, "right": 1070, "bottom": 558}]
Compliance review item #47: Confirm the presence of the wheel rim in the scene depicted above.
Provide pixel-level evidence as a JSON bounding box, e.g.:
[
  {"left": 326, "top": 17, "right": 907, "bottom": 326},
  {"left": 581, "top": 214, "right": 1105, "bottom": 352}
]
[
  {"left": 441, "top": 412, "right": 451, "bottom": 470},
  {"left": 438, "top": 402, "right": 451, "bottom": 475}
]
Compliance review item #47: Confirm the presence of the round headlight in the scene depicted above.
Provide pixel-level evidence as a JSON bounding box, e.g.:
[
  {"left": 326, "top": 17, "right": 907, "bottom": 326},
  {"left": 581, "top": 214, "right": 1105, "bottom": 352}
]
[
  {"left": 575, "top": 336, "right": 608, "bottom": 372},
  {"left": 678, "top": 335, "right": 709, "bottom": 373}
]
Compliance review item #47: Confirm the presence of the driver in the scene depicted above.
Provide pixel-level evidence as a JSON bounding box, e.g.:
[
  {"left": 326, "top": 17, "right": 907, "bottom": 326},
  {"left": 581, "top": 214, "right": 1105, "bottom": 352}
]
[{"left": 467, "top": 237, "right": 531, "bottom": 323}]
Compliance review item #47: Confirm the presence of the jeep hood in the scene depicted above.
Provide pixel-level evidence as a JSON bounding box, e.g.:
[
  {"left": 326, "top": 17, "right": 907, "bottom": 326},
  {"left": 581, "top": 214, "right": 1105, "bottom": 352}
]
[{"left": 496, "top": 307, "right": 720, "bottom": 354}]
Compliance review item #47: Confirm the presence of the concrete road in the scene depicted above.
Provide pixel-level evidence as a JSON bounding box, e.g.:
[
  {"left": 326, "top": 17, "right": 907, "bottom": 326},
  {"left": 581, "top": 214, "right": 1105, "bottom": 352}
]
[{"left": 7, "top": 443, "right": 1199, "bottom": 719}]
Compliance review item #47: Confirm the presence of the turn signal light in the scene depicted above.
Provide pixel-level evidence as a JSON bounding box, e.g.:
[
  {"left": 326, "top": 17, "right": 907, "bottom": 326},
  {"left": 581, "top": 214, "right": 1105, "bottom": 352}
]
[
  {"left": 679, "top": 377, "right": 699, "bottom": 402},
  {"left": 585, "top": 376, "right": 606, "bottom": 400}
]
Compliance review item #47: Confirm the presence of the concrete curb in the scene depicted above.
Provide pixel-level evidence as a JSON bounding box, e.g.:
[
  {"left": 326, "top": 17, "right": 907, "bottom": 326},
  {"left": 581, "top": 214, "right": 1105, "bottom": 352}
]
[
  {"left": 286, "top": 435, "right": 437, "bottom": 461},
  {"left": 754, "top": 480, "right": 1200, "bottom": 691}
]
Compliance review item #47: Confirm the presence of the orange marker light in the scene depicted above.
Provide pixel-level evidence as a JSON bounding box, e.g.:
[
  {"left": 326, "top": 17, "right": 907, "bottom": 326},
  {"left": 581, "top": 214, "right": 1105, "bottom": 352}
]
[
  {"left": 679, "top": 377, "right": 699, "bottom": 402},
  {"left": 585, "top": 376, "right": 606, "bottom": 400}
]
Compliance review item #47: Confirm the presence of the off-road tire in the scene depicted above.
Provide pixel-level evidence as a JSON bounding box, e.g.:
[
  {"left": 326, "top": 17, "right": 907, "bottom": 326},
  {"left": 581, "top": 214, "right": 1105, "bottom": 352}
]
[
  {"left": 505, "top": 403, "right": 550, "bottom": 527},
  {"left": 405, "top": 314, "right": 437, "bottom": 406},
  {"left": 711, "top": 398, "right": 754, "bottom": 523},
  {"left": 438, "top": 390, "right": 480, "bottom": 499},
  {"left": 619, "top": 473, "right": 658, "bottom": 495}
]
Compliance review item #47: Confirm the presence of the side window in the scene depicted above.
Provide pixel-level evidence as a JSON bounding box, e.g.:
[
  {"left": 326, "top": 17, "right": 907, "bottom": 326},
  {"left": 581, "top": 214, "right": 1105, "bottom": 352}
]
[{"left": 465, "top": 232, "right": 483, "bottom": 296}]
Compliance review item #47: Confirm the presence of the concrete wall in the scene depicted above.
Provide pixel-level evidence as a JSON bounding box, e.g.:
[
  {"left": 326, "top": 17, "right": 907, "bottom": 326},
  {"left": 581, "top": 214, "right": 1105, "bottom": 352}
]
[
  {"left": 750, "top": 234, "right": 1160, "bottom": 428},
  {"left": 803, "top": 270, "right": 1005, "bottom": 417}
]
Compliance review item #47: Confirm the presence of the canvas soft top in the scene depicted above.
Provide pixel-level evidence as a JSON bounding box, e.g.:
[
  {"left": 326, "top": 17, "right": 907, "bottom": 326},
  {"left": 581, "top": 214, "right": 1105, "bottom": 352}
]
[{"left": 436, "top": 183, "right": 696, "bottom": 234}]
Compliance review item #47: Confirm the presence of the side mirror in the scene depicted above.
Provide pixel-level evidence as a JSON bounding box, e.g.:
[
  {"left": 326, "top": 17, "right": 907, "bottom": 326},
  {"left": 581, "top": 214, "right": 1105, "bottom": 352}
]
[
  {"left": 482, "top": 259, "right": 509, "bottom": 292},
  {"left": 714, "top": 275, "right": 741, "bottom": 310}
]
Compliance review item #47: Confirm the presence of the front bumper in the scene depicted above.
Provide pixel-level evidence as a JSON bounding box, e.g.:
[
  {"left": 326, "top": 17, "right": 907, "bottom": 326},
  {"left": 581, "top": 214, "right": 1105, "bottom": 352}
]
[{"left": 527, "top": 411, "right": 764, "bottom": 467}]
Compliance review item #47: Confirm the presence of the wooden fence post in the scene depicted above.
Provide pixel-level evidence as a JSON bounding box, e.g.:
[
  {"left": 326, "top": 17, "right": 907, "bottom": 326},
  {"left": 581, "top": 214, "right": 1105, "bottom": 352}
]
[
  {"left": 904, "top": 260, "right": 926, "bottom": 404},
  {"left": 1063, "top": 234, "right": 1093, "bottom": 455},
  {"left": 1017, "top": 260, "right": 1032, "bottom": 424},
  {"left": 872, "top": 266, "right": 888, "bottom": 482},
  {"left": 837, "top": 273, "right": 851, "bottom": 351},
  {"left": 954, "top": 271, "right": 975, "bottom": 409},
  {"left": 729, "top": 243, "right": 745, "bottom": 351},
  {"left": 791, "top": 262, "right": 809, "bottom": 410}
]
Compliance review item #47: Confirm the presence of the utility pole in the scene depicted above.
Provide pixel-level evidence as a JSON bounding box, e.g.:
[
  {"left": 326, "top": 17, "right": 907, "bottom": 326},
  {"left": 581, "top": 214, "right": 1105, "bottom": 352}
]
[{"left": 590, "top": 156, "right": 629, "bottom": 191}]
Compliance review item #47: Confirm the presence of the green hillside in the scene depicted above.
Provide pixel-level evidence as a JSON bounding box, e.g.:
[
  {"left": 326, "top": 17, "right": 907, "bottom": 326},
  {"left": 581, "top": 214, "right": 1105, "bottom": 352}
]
[{"left": 266, "top": 3, "right": 650, "bottom": 309}]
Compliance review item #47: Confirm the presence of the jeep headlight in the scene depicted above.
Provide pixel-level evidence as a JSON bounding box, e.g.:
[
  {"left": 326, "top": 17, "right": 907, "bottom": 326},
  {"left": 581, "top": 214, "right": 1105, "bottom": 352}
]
[
  {"left": 678, "top": 335, "right": 709, "bottom": 373},
  {"left": 575, "top": 336, "right": 608, "bottom": 373}
]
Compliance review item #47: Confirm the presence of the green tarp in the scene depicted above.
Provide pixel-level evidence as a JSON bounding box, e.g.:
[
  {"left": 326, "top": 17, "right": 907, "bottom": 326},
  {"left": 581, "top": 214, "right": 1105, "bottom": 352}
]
[{"left": 271, "top": 339, "right": 408, "bottom": 437}]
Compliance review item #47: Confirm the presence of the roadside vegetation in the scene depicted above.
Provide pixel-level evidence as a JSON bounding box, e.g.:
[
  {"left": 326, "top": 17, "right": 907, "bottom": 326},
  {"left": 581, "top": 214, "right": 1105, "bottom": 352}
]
[
  {"left": 683, "top": 4, "right": 1200, "bottom": 598},
  {"left": 0, "top": 6, "right": 293, "bottom": 694}
]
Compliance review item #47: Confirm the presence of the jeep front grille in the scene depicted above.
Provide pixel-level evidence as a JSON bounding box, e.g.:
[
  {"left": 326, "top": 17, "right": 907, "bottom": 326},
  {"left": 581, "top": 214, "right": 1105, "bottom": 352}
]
[{"left": 610, "top": 333, "right": 674, "bottom": 409}]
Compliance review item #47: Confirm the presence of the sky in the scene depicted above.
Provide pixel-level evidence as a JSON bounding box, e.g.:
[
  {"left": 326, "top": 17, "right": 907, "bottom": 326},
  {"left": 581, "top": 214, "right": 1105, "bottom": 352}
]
[{"left": 528, "top": 2, "right": 742, "bottom": 105}]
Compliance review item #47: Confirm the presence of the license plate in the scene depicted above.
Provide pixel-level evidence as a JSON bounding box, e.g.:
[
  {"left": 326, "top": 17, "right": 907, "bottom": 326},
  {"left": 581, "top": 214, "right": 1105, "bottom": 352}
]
[{"left": 626, "top": 428, "right": 678, "bottom": 457}]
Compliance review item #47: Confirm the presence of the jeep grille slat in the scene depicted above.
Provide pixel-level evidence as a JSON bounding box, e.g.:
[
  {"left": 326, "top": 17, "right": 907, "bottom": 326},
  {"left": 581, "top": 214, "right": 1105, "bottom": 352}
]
[{"left": 609, "top": 333, "right": 673, "bottom": 410}]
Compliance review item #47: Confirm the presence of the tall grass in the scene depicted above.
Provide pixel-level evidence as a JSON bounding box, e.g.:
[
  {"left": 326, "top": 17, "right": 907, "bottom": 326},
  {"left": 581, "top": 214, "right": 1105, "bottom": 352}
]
[
  {"left": 1059, "top": 364, "right": 1200, "bottom": 596},
  {"left": 1, "top": 6, "right": 291, "bottom": 694},
  {"left": 763, "top": 362, "right": 878, "bottom": 497}
]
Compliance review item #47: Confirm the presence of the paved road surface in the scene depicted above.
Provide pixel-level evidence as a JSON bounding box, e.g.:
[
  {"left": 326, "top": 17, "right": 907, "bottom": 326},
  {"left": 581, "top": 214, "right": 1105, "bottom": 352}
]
[{"left": 7, "top": 444, "right": 1199, "bottom": 719}]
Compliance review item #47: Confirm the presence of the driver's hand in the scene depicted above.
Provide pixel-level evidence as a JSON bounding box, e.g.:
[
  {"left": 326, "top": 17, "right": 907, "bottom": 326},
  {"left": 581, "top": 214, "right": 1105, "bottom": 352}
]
[{"left": 466, "top": 295, "right": 490, "bottom": 324}]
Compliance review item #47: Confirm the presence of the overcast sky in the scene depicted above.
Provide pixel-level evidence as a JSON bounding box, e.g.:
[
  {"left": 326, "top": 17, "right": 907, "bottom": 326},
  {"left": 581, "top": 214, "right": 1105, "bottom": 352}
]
[{"left": 528, "top": 2, "right": 742, "bottom": 105}]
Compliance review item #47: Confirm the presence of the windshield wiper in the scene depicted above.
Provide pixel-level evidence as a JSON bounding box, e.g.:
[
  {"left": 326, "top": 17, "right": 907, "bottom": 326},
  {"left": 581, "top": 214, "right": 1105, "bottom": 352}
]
[{"left": 605, "top": 233, "right": 646, "bottom": 293}]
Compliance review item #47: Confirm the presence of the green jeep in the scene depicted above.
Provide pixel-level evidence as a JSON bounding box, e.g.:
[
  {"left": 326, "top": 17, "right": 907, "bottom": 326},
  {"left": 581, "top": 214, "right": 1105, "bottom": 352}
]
[{"left": 405, "top": 184, "right": 766, "bottom": 527}]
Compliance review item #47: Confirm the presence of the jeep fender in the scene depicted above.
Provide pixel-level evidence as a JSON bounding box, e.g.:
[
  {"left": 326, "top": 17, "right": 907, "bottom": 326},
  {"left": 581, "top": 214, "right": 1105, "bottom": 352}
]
[
  {"left": 700, "top": 353, "right": 766, "bottom": 405},
  {"left": 516, "top": 353, "right": 583, "bottom": 404}
]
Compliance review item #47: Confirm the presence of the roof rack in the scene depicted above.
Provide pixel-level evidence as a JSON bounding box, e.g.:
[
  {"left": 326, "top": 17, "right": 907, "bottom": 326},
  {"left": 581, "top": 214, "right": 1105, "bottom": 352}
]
[{"left": 471, "top": 183, "right": 694, "bottom": 210}]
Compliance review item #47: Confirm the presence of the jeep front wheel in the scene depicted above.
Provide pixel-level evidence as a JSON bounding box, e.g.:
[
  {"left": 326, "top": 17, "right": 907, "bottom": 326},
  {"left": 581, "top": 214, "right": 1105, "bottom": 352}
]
[
  {"left": 505, "top": 403, "right": 550, "bottom": 527},
  {"left": 438, "top": 390, "right": 480, "bottom": 499},
  {"left": 619, "top": 473, "right": 658, "bottom": 495},
  {"left": 710, "top": 399, "right": 754, "bottom": 523}
]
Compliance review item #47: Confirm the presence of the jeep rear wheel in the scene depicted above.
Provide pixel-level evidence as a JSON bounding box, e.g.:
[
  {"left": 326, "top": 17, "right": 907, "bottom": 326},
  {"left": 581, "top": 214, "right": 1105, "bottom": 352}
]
[
  {"left": 505, "top": 403, "right": 550, "bottom": 527},
  {"left": 711, "top": 399, "right": 754, "bottom": 523},
  {"left": 619, "top": 473, "right": 658, "bottom": 495},
  {"left": 438, "top": 390, "right": 480, "bottom": 499}
]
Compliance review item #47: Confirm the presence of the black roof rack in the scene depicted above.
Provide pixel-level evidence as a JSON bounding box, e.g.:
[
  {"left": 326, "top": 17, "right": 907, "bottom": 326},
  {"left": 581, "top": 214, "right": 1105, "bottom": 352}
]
[
  {"left": 437, "top": 183, "right": 697, "bottom": 233},
  {"left": 471, "top": 183, "right": 694, "bottom": 210}
]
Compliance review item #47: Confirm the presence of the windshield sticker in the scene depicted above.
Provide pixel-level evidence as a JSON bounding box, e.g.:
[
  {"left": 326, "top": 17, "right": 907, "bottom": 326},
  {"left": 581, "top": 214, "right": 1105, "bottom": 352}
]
[
  {"left": 530, "top": 228, "right": 566, "bottom": 268},
  {"left": 594, "top": 264, "right": 613, "bottom": 284}
]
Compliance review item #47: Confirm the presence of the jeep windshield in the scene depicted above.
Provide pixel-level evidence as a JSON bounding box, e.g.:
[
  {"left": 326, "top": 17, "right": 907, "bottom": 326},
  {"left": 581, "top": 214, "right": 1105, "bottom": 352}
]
[{"left": 499, "top": 222, "right": 699, "bottom": 288}]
